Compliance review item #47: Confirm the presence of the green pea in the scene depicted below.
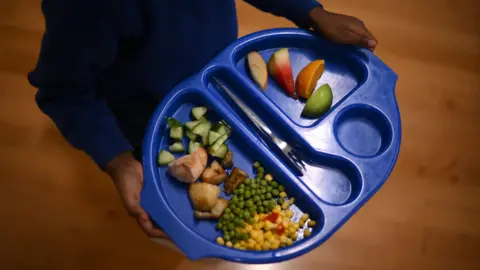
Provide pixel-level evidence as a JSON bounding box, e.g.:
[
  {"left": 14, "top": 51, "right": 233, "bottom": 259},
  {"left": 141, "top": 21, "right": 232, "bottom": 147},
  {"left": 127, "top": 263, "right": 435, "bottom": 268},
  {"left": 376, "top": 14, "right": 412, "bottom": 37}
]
[
  {"left": 254, "top": 195, "right": 261, "bottom": 202},
  {"left": 224, "top": 208, "right": 231, "bottom": 214},
  {"left": 266, "top": 193, "right": 272, "bottom": 199},
  {"left": 224, "top": 235, "right": 231, "bottom": 241},
  {"left": 251, "top": 183, "right": 258, "bottom": 189},
  {"left": 278, "top": 185, "right": 285, "bottom": 192},
  {"left": 231, "top": 196, "right": 239, "bottom": 203},
  {"left": 260, "top": 187, "right": 267, "bottom": 194},
  {"left": 238, "top": 211, "right": 243, "bottom": 218},
  {"left": 239, "top": 188, "right": 244, "bottom": 194},
  {"left": 259, "top": 206, "right": 265, "bottom": 213},
  {"left": 245, "top": 191, "right": 251, "bottom": 198},
  {"left": 238, "top": 201, "right": 245, "bottom": 209},
  {"left": 267, "top": 186, "right": 273, "bottom": 192},
  {"left": 247, "top": 216, "right": 254, "bottom": 224},
  {"left": 246, "top": 200, "right": 253, "bottom": 207},
  {"left": 260, "top": 194, "right": 266, "bottom": 200},
  {"left": 253, "top": 161, "right": 260, "bottom": 168},
  {"left": 260, "top": 180, "right": 267, "bottom": 186},
  {"left": 244, "top": 178, "right": 251, "bottom": 185},
  {"left": 271, "top": 181, "right": 278, "bottom": 188},
  {"left": 242, "top": 234, "right": 249, "bottom": 241},
  {"left": 263, "top": 200, "right": 269, "bottom": 206},
  {"left": 216, "top": 223, "right": 223, "bottom": 230},
  {"left": 279, "top": 198, "right": 286, "bottom": 205},
  {"left": 227, "top": 223, "right": 234, "bottom": 230},
  {"left": 250, "top": 189, "right": 256, "bottom": 196},
  {"left": 244, "top": 211, "right": 251, "bottom": 219},
  {"left": 273, "top": 189, "right": 280, "bottom": 196}
]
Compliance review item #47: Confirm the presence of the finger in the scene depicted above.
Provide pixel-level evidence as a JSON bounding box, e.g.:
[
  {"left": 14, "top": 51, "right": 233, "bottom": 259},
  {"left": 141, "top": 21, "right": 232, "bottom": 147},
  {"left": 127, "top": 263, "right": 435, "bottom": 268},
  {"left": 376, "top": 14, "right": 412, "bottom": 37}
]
[
  {"left": 348, "top": 23, "right": 377, "bottom": 51},
  {"left": 136, "top": 215, "right": 167, "bottom": 238}
]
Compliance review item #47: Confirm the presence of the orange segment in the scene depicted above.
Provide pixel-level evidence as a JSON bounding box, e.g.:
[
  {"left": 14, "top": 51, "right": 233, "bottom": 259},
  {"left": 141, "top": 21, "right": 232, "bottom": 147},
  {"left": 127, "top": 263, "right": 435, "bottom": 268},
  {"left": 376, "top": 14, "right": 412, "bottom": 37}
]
[{"left": 295, "top": 60, "right": 325, "bottom": 99}]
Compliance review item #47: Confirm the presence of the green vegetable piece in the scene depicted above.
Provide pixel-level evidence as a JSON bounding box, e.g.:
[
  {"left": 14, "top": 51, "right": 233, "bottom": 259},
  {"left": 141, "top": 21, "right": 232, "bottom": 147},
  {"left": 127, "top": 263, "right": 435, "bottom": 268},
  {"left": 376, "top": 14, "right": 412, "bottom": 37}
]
[
  {"left": 208, "top": 130, "right": 221, "bottom": 145},
  {"left": 169, "top": 126, "right": 183, "bottom": 140},
  {"left": 192, "top": 121, "right": 212, "bottom": 135},
  {"left": 185, "top": 130, "right": 197, "bottom": 141},
  {"left": 168, "top": 142, "right": 184, "bottom": 153},
  {"left": 191, "top": 106, "right": 208, "bottom": 120},
  {"left": 167, "top": 117, "right": 182, "bottom": 128},
  {"left": 184, "top": 120, "right": 201, "bottom": 131},
  {"left": 158, "top": 150, "right": 175, "bottom": 166}
]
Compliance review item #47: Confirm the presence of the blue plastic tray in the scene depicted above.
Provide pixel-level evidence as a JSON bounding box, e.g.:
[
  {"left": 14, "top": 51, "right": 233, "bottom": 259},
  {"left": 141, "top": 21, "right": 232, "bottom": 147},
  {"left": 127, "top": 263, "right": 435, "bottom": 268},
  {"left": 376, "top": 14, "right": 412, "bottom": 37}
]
[{"left": 140, "top": 28, "right": 400, "bottom": 264}]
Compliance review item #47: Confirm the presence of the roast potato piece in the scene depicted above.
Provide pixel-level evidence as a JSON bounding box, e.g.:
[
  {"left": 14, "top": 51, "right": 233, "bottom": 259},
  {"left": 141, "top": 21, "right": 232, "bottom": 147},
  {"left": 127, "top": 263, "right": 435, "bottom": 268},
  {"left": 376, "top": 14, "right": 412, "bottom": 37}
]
[
  {"left": 224, "top": 167, "right": 248, "bottom": 194},
  {"left": 167, "top": 148, "right": 208, "bottom": 183},
  {"left": 194, "top": 198, "right": 228, "bottom": 219},
  {"left": 189, "top": 182, "right": 221, "bottom": 212},
  {"left": 221, "top": 151, "right": 233, "bottom": 168},
  {"left": 201, "top": 160, "right": 228, "bottom": 185}
]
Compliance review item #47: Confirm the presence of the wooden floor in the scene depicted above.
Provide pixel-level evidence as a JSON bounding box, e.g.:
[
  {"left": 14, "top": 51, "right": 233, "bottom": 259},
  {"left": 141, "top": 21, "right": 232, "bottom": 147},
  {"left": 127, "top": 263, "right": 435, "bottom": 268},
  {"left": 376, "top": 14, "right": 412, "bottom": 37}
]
[{"left": 0, "top": 0, "right": 479, "bottom": 269}]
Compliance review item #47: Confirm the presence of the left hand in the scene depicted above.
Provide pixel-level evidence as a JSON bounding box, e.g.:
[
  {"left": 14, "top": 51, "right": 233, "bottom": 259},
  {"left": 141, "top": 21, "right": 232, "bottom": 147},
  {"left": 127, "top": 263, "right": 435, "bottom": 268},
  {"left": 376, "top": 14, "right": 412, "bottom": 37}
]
[{"left": 307, "top": 7, "right": 378, "bottom": 51}]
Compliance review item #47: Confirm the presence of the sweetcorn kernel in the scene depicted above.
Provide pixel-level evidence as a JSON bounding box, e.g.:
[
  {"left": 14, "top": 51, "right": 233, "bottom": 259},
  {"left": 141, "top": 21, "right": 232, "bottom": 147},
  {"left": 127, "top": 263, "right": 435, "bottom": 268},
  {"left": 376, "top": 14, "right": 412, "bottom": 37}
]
[
  {"left": 286, "top": 238, "right": 293, "bottom": 246},
  {"left": 299, "top": 220, "right": 305, "bottom": 228},
  {"left": 255, "top": 244, "right": 262, "bottom": 251},
  {"left": 247, "top": 242, "right": 255, "bottom": 250},
  {"left": 280, "top": 235, "right": 288, "bottom": 244},
  {"left": 300, "top": 213, "right": 309, "bottom": 222},
  {"left": 279, "top": 191, "right": 287, "bottom": 199},
  {"left": 240, "top": 240, "right": 247, "bottom": 246},
  {"left": 281, "top": 202, "right": 290, "bottom": 210},
  {"left": 290, "top": 234, "right": 298, "bottom": 241},
  {"left": 262, "top": 241, "right": 272, "bottom": 250},
  {"left": 254, "top": 215, "right": 260, "bottom": 223},
  {"left": 245, "top": 224, "right": 253, "bottom": 232},
  {"left": 288, "top": 197, "right": 295, "bottom": 205},
  {"left": 304, "top": 228, "right": 311, "bottom": 238},
  {"left": 273, "top": 205, "right": 281, "bottom": 213},
  {"left": 293, "top": 223, "right": 300, "bottom": 231},
  {"left": 216, "top": 237, "right": 225, "bottom": 245},
  {"left": 265, "top": 174, "right": 273, "bottom": 181},
  {"left": 226, "top": 241, "right": 233, "bottom": 248},
  {"left": 275, "top": 216, "right": 283, "bottom": 224},
  {"left": 271, "top": 242, "right": 280, "bottom": 250},
  {"left": 308, "top": 220, "right": 316, "bottom": 227},
  {"left": 285, "top": 209, "right": 294, "bottom": 218},
  {"left": 264, "top": 231, "right": 273, "bottom": 239},
  {"left": 254, "top": 235, "right": 264, "bottom": 245}
]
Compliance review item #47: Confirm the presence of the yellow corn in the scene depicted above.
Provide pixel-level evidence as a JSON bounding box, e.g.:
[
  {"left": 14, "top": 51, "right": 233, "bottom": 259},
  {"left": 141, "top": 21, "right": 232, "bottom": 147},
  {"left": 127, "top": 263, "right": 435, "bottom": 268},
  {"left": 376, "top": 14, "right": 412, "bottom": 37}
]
[
  {"left": 291, "top": 234, "right": 298, "bottom": 241},
  {"left": 286, "top": 238, "right": 293, "bottom": 246},
  {"left": 265, "top": 221, "right": 277, "bottom": 230},
  {"left": 245, "top": 224, "right": 253, "bottom": 232},
  {"left": 281, "top": 202, "right": 290, "bottom": 210},
  {"left": 299, "top": 220, "right": 305, "bottom": 228},
  {"left": 304, "top": 228, "right": 311, "bottom": 238},
  {"left": 247, "top": 242, "right": 255, "bottom": 250},
  {"left": 271, "top": 242, "right": 280, "bottom": 250},
  {"left": 285, "top": 209, "right": 294, "bottom": 218},
  {"left": 280, "top": 235, "right": 288, "bottom": 244},
  {"left": 308, "top": 220, "right": 316, "bottom": 227},
  {"left": 282, "top": 220, "right": 289, "bottom": 228},
  {"left": 275, "top": 216, "right": 283, "bottom": 224},
  {"left": 216, "top": 237, "right": 225, "bottom": 245},
  {"left": 226, "top": 241, "right": 233, "bottom": 248},
  {"left": 259, "top": 214, "right": 266, "bottom": 219},
  {"left": 279, "top": 191, "right": 287, "bottom": 198},
  {"left": 254, "top": 221, "right": 264, "bottom": 230},
  {"left": 273, "top": 205, "right": 281, "bottom": 213},
  {"left": 254, "top": 215, "right": 260, "bottom": 223},
  {"left": 234, "top": 243, "right": 241, "bottom": 249},
  {"left": 262, "top": 241, "right": 271, "bottom": 250},
  {"left": 293, "top": 223, "right": 300, "bottom": 231},
  {"left": 250, "top": 230, "right": 258, "bottom": 238},
  {"left": 288, "top": 197, "right": 295, "bottom": 205},
  {"left": 300, "top": 213, "right": 309, "bottom": 222},
  {"left": 255, "top": 244, "right": 262, "bottom": 251},
  {"left": 265, "top": 174, "right": 273, "bottom": 182},
  {"left": 264, "top": 231, "right": 273, "bottom": 238},
  {"left": 254, "top": 235, "right": 264, "bottom": 245}
]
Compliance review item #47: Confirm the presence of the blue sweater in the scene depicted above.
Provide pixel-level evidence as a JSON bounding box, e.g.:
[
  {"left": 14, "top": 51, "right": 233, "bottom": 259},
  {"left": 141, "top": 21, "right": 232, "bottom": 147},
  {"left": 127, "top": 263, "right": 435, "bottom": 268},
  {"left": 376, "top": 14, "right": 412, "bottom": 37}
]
[{"left": 28, "top": 0, "right": 322, "bottom": 170}]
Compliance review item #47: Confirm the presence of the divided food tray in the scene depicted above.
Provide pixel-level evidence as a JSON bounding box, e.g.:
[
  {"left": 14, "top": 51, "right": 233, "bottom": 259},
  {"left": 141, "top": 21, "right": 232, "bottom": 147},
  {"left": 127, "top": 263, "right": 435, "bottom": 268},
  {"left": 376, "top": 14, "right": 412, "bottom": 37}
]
[{"left": 141, "top": 28, "right": 400, "bottom": 264}]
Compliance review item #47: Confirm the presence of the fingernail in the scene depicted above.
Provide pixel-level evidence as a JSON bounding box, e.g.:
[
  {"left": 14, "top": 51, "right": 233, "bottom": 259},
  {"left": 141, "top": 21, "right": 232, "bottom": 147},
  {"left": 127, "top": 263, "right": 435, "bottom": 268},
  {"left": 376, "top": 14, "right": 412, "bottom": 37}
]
[{"left": 368, "top": 39, "right": 376, "bottom": 47}]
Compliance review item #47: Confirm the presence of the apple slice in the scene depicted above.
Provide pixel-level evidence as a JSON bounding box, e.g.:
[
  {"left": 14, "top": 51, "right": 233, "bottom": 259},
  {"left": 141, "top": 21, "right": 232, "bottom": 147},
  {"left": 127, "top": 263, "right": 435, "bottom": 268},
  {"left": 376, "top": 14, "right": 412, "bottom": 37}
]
[
  {"left": 247, "top": 51, "right": 268, "bottom": 90},
  {"left": 301, "top": 84, "right": 333, "bottom": 118},
  {"left": 267, "top": 48, "right": 296, "bottom": 99}
]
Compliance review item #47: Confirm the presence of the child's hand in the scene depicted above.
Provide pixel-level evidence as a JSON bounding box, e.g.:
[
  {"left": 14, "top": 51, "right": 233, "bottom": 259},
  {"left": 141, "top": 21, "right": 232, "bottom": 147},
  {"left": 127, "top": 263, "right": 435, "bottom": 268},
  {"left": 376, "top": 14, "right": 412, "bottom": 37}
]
[
  {"left": 106, "top": 151, "right": 167, "bottom": 238},
  {"left": 308, "top": 7, "right": 377, "bottom": 51}
]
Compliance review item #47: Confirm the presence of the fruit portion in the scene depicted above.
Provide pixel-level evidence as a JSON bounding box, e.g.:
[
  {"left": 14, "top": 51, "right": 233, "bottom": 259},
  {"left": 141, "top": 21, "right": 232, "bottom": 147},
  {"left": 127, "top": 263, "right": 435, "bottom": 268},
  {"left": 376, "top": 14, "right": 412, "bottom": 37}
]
[
  {"left": 301, "top": 84, "right": 333, "bottom": 117},
  {"left": 296, "top": 60, "right": 325, "bottom": 99},
  {"left": 247, "top": 51, "right": 268, "bottom": 90},
  {"left": 267, "top": 48, "right": 296, "bottom": 99}
]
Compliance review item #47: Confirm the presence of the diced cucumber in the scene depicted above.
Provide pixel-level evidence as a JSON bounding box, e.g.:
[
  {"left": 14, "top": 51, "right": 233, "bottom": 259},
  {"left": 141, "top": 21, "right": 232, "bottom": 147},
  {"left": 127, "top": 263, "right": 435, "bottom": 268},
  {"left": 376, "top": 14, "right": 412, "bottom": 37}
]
[
  {"left": 191, "top": 107, "right": 208, "bottom": 120},
  {"left": 168, "top": 142, "right": 184, "bottom": 153},
  {"left": 169, "top": 126, "right": 183, "bottom": 140},
  {"left": 188, "top": 141, "right": 202, "bottom": 154},
  {"left": 208, "top": 130, "right": 221, "bottom": 145},
  {"left": 201, "top": 132, "right": 209, "bottom": 145},
  {"left": 185, "top": 130, "right": 197, "bottom": 141},
  {"left": 158, "top": 150, "right": 175, "bottom": 166},
  {"left": 198, "top": 116, "right": 208, "bottom": 122},
  {"left": 209, "top": 144, "right": 229, "bottom": 158},
  {"left": 167, "top": 117, "right": 182, "bottom": 128},
  {"left": 211, "top": 134, "right": 228, "bottom": 152},
  {"left": 192, "top": 121, "right": 212, "bottom": 135},
  {"left": 213, "top": 120, "right": 232, "bottom": 136},
  {"left": 216, "top": 125, "right": 228, "bottom": 136},
  {"left": 184, "top": 121, "right": 200, "bottom": 131}
]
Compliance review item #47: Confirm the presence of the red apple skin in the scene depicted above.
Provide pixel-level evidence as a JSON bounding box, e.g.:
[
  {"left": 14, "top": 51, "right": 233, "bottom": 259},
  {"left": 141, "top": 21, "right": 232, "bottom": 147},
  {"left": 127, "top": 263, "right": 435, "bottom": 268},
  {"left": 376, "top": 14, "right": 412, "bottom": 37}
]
[
  {"left": 247, "top": 51, "right": 268, "bottom": 90},
  {"left": 267, "top": 48, "right": 297, "bottom": 99}
]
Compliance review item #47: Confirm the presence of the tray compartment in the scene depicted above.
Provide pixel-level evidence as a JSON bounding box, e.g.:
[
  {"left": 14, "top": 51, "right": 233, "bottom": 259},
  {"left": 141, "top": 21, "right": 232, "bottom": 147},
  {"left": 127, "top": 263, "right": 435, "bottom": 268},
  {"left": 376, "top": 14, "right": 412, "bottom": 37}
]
[
  {"left": 149, "top": 88, "right": 325, "bottom": 248},
  {"left": 231, "top": 32, "right": 367, "bottom": 128}
]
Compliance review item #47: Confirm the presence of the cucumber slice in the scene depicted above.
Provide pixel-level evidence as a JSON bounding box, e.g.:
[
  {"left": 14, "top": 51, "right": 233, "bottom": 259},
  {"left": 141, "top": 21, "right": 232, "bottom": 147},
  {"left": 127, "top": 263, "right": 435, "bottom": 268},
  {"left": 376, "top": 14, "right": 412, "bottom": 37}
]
[
  {"left": 169, "top": 126, "right": 183, "bottom": 140},
  {"left": 210, "top": 134, "right": 228, "bottom": 152},
  {"left": 168, "top": 142, "right": 184, "bottom": 153},
  {"left": 198, "top": 116, "right": 208, "bottom": 122},
  {"left": 201, "top": 132, "right": 209, "bottom": 145},
  {"left": 158, "top": 150, "right": 175, "bottom": 166},
  {"left": 185, "top": 130, "right": 197, "bottom": 141},
  {"left": 184, "top": 121, "right": 200, "bottom": 131},
  {"left": 209, "top": 144, "right": 228, "bottom": 158},
  {"left": 191, "top": 107, "right": 207, "bottom": 120},
  {"left": 167, "top": 117, "right": 182, "bottom": 128},
  {"left": 208, "top": 131, "right": 221, "bottom": 145},
  {"left": 188, "top": 141, "right": 202, "bottom": 154},
  {"left": 192, "top": 121, "right": 212, "bottom": 135}
]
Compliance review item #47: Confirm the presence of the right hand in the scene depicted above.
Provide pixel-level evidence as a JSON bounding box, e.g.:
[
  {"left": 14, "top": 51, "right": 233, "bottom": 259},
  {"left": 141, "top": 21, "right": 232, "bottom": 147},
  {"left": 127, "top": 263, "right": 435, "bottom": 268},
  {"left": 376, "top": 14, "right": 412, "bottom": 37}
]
[{"left": 105, "top": 151, "right": 167, "bottom": 238}]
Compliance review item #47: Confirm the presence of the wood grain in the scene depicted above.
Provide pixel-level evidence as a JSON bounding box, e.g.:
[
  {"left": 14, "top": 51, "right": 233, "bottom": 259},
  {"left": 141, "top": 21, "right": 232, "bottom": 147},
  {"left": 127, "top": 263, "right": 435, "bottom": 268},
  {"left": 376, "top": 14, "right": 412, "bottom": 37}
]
[{"left": 0, "top": 0, "right": 478, "bottom": 269}]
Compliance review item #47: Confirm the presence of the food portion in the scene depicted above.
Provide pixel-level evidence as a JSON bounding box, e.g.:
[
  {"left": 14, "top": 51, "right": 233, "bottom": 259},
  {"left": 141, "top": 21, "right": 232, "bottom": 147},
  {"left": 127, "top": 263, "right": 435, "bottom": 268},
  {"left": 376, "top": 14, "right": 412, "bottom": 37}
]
[
  {"left": 247, "top": 51, "right": 268, "bottom": 90},
  {"left": 201, "top": 160, "right": 228, "bottom": 185},
  {"left": 267, "top": 48, "right": 296, "bottom": 99},
  {"left": 167, "top": 147, "right": 208, "bottom": 183},
  {"left": 301, "top": 84, "right": 333, "bottom": 118},
  {"left": 189, "top": 182, "right": 221, "bottom": 212},
  {"left": 296, "top": 60, "right": 325, "bottom": 99},
  {"left": 157, "top": 104, "right": 317, "bottom": 251},
  {"left": 215, "top": 162, "right": 317, "bottom": 251},
  {"left": 224, "top": 167, "right": 248, "bottom": 195}
]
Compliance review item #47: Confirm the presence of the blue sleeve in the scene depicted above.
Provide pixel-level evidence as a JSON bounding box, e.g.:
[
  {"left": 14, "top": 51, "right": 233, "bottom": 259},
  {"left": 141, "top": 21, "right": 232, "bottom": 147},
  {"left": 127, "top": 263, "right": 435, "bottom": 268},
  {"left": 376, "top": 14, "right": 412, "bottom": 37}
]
[
  {"left": 28, "top": 0, "right": 133, "bottom": 170},
  {"left": 243, "top": 0, "right": 323, "bottom": 28}
]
